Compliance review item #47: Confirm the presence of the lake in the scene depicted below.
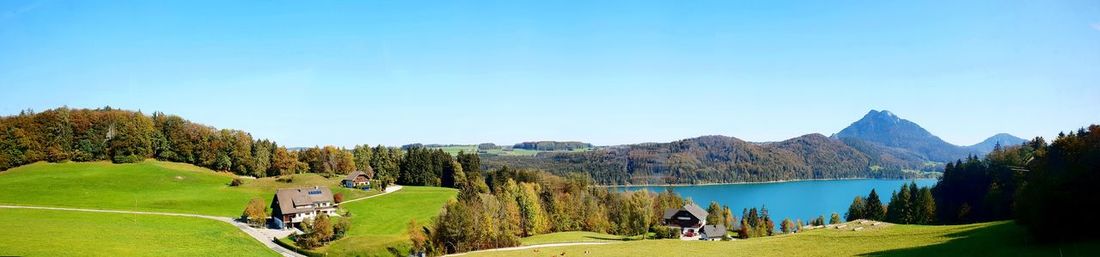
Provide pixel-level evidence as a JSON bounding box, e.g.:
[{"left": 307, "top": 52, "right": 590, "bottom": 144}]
[{"left": 617, "top": 179, "right": 938, "bottom": 223}]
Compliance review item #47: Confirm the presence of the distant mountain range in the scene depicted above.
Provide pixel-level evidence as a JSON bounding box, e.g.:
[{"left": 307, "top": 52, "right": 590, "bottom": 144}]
[
  {"left": 833, "top": 110, "right": 1027, "bottom": 163},
  {"left": 481, "top": 110, "right": 1028, "bottom": 185}
]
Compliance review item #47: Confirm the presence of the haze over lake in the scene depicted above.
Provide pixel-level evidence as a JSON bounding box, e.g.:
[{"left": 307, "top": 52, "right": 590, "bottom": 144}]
[{"left": 619, "top": 179, "right": 938, "bottom": 223}]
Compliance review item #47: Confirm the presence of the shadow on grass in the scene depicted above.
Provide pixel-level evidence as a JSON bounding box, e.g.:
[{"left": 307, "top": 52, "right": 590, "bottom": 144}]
[
  {"left": 860, "top": 222, "right": 1100, "bottom": 257},
  {"left": 584, "top": 235, "right": 642, "bottom": 241},
  {"left": 386, "top": 246, "right": 403, "bottom": 257}
]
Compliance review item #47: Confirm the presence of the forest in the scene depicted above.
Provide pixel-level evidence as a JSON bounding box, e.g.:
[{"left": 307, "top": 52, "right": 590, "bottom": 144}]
[
  {"left": 484, "top": 134, "right": 934, "bottom": 185},
  {"left": 843, "top": 125, "right": 1100, "bottom": 243},
  {"left": 0, "top": 107, "right": 469, "bottom": 190}
]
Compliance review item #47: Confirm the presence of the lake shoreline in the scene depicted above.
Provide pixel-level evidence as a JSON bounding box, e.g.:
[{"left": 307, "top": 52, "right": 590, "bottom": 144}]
[{"left": 595, "top": 177, "right": 938, "bottom": 188}]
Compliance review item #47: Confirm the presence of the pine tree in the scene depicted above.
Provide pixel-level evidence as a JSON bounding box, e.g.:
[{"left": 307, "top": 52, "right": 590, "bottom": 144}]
[
  {"left": 846, "top": 196, "right": 865, "bottom": 221},
  {"left": 864, "top": 189, "right": 886, "bottom": 221}
]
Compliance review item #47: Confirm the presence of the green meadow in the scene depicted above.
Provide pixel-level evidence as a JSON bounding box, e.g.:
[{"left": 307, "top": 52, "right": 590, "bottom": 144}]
[
  {"left": 0, "top": 208, "right": 278, "bottom": 257},
  {"left": 465, "top": 221, "right": 1100, "bottom": 257},
  {"left": 0, "top": 160, "right": 376, "bottom": 217},
  {"left": 312, "top": 186, "right": 457, "bottom": 257}
]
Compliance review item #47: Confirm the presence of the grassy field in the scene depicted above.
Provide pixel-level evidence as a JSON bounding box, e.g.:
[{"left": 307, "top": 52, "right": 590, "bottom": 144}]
[
  {"left": 465, "top": 221, "right": 1100, "bottom": 257},
  {"left": 313, "top": 186, "right": 457, "bottom": 257},
  {"left": 520, "top": 231, "right": 628, "bottom": 246},
  {"left": 0, "top": 160, "right": 377, "bottom": 217},
  {"left": 0, "top": 208, "right": 279, "bottom": 257}
]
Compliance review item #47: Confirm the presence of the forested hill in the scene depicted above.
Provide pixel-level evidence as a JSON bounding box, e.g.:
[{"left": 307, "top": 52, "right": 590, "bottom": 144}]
[
  {"left": 966, "top": 133, "right": 1027, "bottom": 153},
  {"left": 483, "top": 134, "right": 934, "bottom": 185},
  {"left": 483, "top": 110, "right": 1029, "bottom": 185}
]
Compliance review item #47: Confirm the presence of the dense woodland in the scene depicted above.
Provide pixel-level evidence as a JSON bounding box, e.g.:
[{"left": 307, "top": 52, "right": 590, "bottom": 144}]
[
  {"left": 0, "top": 107, "right": 468, "bottom": 191},
  {"left": 841, "top": 125, "right": 1100, "bottom": 243},
  {"left": 484, "top": 134, "right": 932, "bottom": 185}
]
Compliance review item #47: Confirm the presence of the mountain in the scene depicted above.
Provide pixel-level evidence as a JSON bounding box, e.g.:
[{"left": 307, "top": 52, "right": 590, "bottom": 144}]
[
  {"left": 482, "top": 109, "right": 1026, "bottom": 185},
  {"left": 833, "top": 110, "right": 977, "bottom": 162},
  {"left": 966, "top": 133, "right": 1028, "bottom": 153}
]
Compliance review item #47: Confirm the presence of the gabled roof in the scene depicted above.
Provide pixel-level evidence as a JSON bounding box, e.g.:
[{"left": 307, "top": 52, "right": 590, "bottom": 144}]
[
  {"left": 702, "top": 224, "right": 727, "bottom": 237},
  {"left": 662, "top": 208, "right": 680, "bottom": 220},
  {"left": 274, "top": 186, "right": 335, "bottom": 214},
  {"left": 683, "top": 203, "right": 708, "bottom": 220},
  {"left": 344, "top": 171, "right": 367, "bottom": 181},
  {"left": 663, "top": 203, "right": 709, "bottom": 220}
]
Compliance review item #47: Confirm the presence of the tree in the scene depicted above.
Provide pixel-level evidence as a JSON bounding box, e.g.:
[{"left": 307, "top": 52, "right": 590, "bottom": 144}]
[
  {"left": 517, "top": 182, "right": 547, "bottom": 236},
  {"left": 270, "top": 146, "right": 297, "bottom": 176},
  {"left": 830, "top": 212, "right": 841, "bottom": 225},
  {"left": 706, "top": 201, "right": 723, "bottom": 226},
  {"left": 352, "top": 144, "right": 373, "bottom": 172},
  {"left": 915, "top": 187, "right": 936, "bottom": 224},
  {"left": 887, "top": 183, "right": 914, "bottom": 224},
  {"left": 408, "top": 219, "right": 428, "bottom": 256},
  {"left": 780, "top": 218, "right": 794, "bottom": 233},
  {"left": 864, "top": 189, "right": 886, "bottom": 221},
  {"left": 722, "top": 206, "right": 734, "bottom": 230},
  {"left": 241, "top": 198, "right": 267, "bottom": 227},
  {"left": 846, "top": 196, "right": 865, "bottom": 221}
]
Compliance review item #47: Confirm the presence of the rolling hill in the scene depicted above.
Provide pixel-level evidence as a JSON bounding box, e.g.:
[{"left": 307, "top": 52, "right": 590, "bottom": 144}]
[{"left": 482, "top": 110, "right": 1025, "bottom": 185}]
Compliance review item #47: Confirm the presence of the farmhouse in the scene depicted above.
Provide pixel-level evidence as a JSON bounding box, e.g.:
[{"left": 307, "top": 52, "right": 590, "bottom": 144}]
[
  {"left": 342, "top": 170, "right": 370, "bottom": 188},
  {"left": 270, "top": 186, "right": 338, "bottom": 228},
  {"left": 662, "top": 203, "right": 709, "bottom": 239}
]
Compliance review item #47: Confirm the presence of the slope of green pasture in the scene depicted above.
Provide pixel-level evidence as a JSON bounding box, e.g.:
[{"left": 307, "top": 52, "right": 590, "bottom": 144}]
[
  {"left": 0, "top": 208, "right": 279, "bottom": 257},
  {"left": 315, "top": 186, "right": 457, "bottom": 257},
  {"left": 0, "top": 160, "right": 376, "bottom": 217},
  {"left": 465, "top": 221, "right": 1100, "bottom": 257}
]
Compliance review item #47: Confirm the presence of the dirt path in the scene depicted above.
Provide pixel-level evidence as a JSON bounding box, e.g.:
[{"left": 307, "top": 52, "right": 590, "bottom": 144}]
[
  {"left": 443, "top": 242, "right": 613, "bottom": 256},
  {"left": 342, "top": 184, "right": 403, "bottom": 204}
]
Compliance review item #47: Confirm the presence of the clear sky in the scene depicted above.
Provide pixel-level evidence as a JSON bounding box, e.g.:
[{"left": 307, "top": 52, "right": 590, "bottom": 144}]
[{"left": 1, "top": 0, "right": 1098, "bottom": 147}]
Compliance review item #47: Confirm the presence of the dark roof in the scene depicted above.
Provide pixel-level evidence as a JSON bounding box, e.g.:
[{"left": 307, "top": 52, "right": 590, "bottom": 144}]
[
  {"left": 662, "top": 208, "right": 680, "bottom": 220},
  {"left": 273, "top": 186, "right": 335, "bottom": 214},
  {"left": 683, "top": 203, "right": 708, "bottom": 220},
  {"left": 344, "top": 171, "right": 367, "bottom": 181},
  {"left": 702, "top": 224, "right": 727, "bottom": 237}
]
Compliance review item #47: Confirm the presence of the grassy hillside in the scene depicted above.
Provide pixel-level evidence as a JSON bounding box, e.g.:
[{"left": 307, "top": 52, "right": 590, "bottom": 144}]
[
  {"left": 0, "top": 160, "right": 377, "bottom": 217},
  {"left": 0, "top": 208, "right": 278, "bottom": 257},
  {"left": 520, "top": 231, "right": 628, "bottom": 246},
  {"left": 464, "top": 221, "right": 1099, "bottom": 257},
  {"left": 315, "top": 186, "right": 457, "bottom": 257}
]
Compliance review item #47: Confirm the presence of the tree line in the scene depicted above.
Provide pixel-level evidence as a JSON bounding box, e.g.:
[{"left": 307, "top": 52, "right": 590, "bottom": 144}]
[
  {"left": 0, "top": 107, "right": 475, "bottom": 190},
  {"left": 409, "top": 164, "right": 800, "bottom": 256},
  {"left": 842, "top": 124, "right": 1100, "bottom": 243},
  {"left": 483, "top": 134, "right": 934, "bottom": 185},
  {"left": 845, "top": 182, "right": 936, "bottom": 225}
]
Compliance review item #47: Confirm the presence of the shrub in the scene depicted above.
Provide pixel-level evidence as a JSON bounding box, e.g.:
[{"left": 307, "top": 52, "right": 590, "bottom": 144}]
[
  {"left": 277, "top": 176, "right": 294, "bottom": 183},
  {"left": 230, "top": 178, "right": 244, "bottom": 187},
  {"left": 296, "top": 215, "right": 337, "bottom": 249},
  {"left": 333, "top": 193, "right": 344, "bottom": 203},
  {"left": 241, "top": 198, "right": 267, "bottom": 227},
  {"left": 333, "top": 217, "right": 350, "bottom": 239},
  {"left": 112, "top": 154, "right": 144, "bottom": 164}
]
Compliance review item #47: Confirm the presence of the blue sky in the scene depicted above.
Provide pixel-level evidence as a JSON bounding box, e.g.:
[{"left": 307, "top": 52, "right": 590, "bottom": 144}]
[{"left": 1, "top": 0, "right": 1098, "bottom": 147}]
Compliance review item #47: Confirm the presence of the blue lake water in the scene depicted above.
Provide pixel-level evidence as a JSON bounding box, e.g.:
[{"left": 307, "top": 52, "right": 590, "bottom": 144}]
[{"left": 617, "top": 179, "right": 938, "bottom": 223}]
